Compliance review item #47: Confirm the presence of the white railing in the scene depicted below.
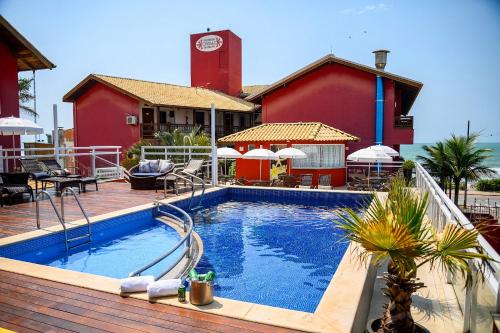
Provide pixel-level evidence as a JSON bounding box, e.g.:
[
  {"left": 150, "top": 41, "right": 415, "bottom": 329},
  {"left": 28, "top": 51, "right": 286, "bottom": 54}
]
[
  {"left": 415, "top": 161, "right": 500, "bottom": 332},
  {"left": 140, "top": 145, "right": 214, "bottom": 182},
  {"left": 0, "top": 146, "right": 122, "bottom": 178}
]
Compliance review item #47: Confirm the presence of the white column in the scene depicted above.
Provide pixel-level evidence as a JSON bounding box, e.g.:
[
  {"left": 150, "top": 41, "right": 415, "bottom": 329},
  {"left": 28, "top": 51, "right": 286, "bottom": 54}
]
[
  {"left": 53, "top": 104, "right": 59, "bottom": 161},
  {"left": 210, "top": 104, "right": 218, "bottom": 186}
]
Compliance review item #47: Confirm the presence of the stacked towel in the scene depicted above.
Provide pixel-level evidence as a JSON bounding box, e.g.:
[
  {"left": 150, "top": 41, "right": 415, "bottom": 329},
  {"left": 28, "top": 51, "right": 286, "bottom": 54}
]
[
  {"left": 120, "top": 276, "right": 154, "bottom": 293},
  {"left": 147, "top": 279, "right": 182, "bottom": 298}
]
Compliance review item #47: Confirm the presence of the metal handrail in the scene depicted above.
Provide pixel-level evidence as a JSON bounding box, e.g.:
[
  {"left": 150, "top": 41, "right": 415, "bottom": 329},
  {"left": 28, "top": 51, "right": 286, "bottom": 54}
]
[
  {"left": 35, "top": 190, "right": 69, "bottom": 250},
  {"left": 162, "top": 170, "right": 206, "bottom": 210},
  {"left": 61, "top": 187, "right": 92, "bottom": 244},
  {"left": 129, "top": 201, "right": 194, "bottom": 280}
]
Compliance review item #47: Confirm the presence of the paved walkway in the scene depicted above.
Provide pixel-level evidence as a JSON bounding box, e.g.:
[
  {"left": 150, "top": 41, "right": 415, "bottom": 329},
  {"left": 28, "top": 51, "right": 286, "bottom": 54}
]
[{"left": 367, "top": 262, "right": 463, "bottom": 332}]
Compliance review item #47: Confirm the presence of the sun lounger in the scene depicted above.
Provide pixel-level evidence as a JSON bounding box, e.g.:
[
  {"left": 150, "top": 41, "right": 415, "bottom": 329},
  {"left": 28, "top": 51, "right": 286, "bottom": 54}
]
[
  {"left": 0, "top": 175, "right": 34, "bottom": 206},
  {"left": 19, "top": 158, "right": 51, "bottom": 193},
  {"left": 317, "top": 174, "right": 333, "bottom": 190},
  {"left": 39, "top": 159, "right": 81, "bottom": 178},
  {"left": 296, "top": 174, "right": 313, "bottom": 189}
]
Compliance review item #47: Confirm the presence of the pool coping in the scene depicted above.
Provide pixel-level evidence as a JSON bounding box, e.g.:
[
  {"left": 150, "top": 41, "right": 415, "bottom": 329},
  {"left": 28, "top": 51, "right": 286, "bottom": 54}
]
[{"left": 0, "top": 186, "right": 380, "bottom": 333}]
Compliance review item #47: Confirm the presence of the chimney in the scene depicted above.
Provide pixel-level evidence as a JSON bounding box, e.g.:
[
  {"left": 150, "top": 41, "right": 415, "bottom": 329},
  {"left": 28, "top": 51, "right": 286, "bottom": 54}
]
[{"left": 372, "top": 49, "right": 390, "bottom": 70}]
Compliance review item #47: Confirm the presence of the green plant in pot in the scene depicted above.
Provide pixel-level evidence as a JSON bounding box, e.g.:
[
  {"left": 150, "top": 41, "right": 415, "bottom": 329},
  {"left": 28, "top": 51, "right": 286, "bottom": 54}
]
[
  {"left": 402, "top": 159, "right": 415, "bottom": 183},
  {"left": 336, "top": 177, "right": 489, "bottom": 333}
]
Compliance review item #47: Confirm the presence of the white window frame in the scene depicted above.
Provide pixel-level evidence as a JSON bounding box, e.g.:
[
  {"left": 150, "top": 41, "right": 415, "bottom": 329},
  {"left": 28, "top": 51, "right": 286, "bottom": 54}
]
[{"left": 291, "top": 144, "right": 345, "bottom": 169}]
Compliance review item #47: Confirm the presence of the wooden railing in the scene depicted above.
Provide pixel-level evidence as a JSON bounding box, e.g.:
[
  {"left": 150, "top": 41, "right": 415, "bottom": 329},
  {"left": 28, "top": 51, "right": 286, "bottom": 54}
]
[
  {"left": 141, "top": 123, "right": 249, "bottom": 138},
  {"left": 394, "top": 115, "right": 413, "bottom": 128}
]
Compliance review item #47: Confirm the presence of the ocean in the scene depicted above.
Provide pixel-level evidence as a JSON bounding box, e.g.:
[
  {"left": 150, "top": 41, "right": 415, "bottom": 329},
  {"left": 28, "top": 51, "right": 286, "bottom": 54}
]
[{"left": 400, "top": 143, "right": 500, "bottom": 177}]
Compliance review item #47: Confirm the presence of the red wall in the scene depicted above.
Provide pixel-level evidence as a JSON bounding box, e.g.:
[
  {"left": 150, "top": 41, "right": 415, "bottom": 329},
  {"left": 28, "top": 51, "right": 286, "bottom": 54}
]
[
  {"left": 190, "top": 30, "right": 242, "bottom": 96},
  {"left": 73, "top": 83, "right": 140, "bottom": 163},
  {"left": 0, "top": 41, "right": 20, "bottom": 152},
  {"left": 234, "top": 141, "right": 348, "bottom": 187},
  {"left": 261, "top": 63, "right": 413, "bottom": 152}
]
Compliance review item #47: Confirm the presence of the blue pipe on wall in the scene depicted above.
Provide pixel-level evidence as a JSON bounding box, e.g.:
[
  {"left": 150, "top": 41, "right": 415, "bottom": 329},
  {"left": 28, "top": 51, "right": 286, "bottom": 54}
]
[{"left": 375, "top": 75, "right": 384, "bottom": 145}]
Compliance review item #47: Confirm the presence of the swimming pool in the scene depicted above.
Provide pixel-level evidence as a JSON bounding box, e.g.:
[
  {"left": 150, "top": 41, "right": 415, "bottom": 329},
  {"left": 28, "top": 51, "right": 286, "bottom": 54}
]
[
  {"left": 0, "top": 209, "right": 184, "bottom": 279},
  {"left": 0, "top": 187, "right": 370, "bottom": 313}
]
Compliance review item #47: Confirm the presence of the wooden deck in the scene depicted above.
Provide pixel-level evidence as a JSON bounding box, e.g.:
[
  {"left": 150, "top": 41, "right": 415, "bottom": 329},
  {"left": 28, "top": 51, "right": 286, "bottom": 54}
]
[
  {"left": 0, "top": 182, "right": 302, "bottom": 332},
  {"left": 0, "top": 181, "right": 167, "bottom": 238},
  {"left": 0, "top": 271, "right": 301, "bottom": 333}
]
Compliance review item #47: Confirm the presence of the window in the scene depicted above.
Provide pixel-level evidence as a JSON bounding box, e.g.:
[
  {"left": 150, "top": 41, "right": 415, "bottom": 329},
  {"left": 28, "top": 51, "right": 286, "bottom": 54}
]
[
  {"left": 248, "top": 144, "right": 256, "bottom": 151},
  {"left": 292, "top": 144, "right": 344, "bottom": 169},
  {"left": 159, "top": 111, "right": 167, "bottom": 124}
]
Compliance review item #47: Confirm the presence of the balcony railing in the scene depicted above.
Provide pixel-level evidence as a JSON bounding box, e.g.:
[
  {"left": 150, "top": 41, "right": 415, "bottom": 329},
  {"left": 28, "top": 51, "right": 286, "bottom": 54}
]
[
  {"left": 394, "top": 115, "right": 413, "bottom": 129},
  {"left": 141, "top": 123, "right": 249, "bottom": 139}
]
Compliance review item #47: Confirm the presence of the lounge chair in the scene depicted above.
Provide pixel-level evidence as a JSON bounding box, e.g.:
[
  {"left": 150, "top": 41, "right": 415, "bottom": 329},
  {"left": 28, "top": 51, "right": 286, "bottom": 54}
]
[
  {"left": 317, "top": 174, "right": 333, "bottom": 190},
  {"left": 0, "top": 175, "right": 34, "bottom": 206},
  {"left": 126, "top": 159, "right": 175, "bottom": 190},
  {"left": 39, "top": 159, "right": 81, "bottom": 178},
  {"left": 19, "top": 158, "right": 51, "bottom": 193},
  {"left": 296, "top": 174, "right": 313, "bottom": 189}
]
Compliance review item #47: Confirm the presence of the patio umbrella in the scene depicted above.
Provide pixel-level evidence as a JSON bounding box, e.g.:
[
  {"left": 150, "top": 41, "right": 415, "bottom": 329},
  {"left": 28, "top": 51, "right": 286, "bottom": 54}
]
[
  {"left": 367, "top": 144, "right": 399, "bottom": 157},
  {"left": 347, "top": 148, "right": 393, "bottom": 185},
  {"left": 0, "top": 116, "right": 44, "bottom": 169},
  {"left": 216, "top": 147, "right": 242, "bottom": 176},
  {"left": 275, "top": 147, "right": 307, "bottom": 175},
  {"left": 242, "top": 148, "right": 278, "bottom": 181}
]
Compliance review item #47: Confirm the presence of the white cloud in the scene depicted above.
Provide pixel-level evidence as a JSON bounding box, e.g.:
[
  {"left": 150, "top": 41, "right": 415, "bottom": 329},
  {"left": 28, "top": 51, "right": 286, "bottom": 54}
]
[{"left": 340, "top": 3, "right": 388, "bottom": 15}]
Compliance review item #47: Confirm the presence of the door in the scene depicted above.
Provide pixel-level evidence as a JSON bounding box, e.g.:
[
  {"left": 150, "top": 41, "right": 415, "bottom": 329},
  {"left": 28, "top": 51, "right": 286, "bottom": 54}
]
[{"left": 142, "top": 108, "right": 155, "bottom": 137}]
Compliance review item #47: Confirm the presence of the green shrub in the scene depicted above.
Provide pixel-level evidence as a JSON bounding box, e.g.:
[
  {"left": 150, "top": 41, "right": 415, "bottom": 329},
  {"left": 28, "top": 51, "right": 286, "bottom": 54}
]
[
  {"left": 475, "top": 178, "right": 500, "bottom": 192},
  {"left": 402, "top": 159, "right": 415, "bottom": 170}
]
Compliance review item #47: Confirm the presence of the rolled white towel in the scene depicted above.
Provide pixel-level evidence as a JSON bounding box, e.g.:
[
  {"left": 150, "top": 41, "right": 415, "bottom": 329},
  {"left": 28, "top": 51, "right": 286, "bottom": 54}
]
[
  {"left": 120, "top": 276, "right": 154, "bottom": 293},
  {"left": 147, "top": 279, "right": 182, "bottom": 298}
]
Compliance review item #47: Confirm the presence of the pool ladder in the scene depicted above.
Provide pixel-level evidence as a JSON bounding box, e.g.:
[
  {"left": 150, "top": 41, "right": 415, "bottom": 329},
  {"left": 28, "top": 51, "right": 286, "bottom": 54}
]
[
  {"left": 162, "top": 171, "right": 206, "bottom": 210},
  {"left": 36, "top": 188, "right": 92, "bottom": 251}
]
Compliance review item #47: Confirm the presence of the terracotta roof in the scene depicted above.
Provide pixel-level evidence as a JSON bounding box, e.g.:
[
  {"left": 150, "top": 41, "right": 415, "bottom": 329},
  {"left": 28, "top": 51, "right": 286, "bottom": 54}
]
[
  {"left": 0, "top": 15, "right": 55, "bottom": 71},
  {"left": 242, "top": 85, "right": 269, "bottom": 96},
  {"left": 63, "top": 74, "right": 257, "bottom": 112},
  {"left": 245, "top": 54, "right": 422, "bottom": 112},
  {"left": 218, "top": 122, "right": 359, "bottom": 143}
]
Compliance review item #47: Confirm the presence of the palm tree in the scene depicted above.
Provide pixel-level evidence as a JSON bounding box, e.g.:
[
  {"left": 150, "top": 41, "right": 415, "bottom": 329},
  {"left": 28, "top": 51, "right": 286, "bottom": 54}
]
[
  {"left": 417, "top": 141, "right": 450, "bottom": 190},
  {"left": 445, "top": 133, "right": 494, "bottom": 205},
  {"left": 18, "top": 77, "right": 38, "bottom": 118},
  {"left": 336, "top": 177, "right": 489, "bottom": 333}
]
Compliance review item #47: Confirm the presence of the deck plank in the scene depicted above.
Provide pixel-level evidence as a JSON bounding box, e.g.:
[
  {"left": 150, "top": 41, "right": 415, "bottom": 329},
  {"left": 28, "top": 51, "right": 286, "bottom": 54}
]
[{"left": 0, "top": 271, "right": 302, "bottom": 333}]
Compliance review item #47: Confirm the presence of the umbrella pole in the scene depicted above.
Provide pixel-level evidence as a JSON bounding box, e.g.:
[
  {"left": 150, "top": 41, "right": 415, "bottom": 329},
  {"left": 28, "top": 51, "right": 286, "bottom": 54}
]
[
  {"left": 368, "top": 163, "right": 371, "bottom": 187},
  {"left": 12, "top": 135, "right": 16, "bottom": 170}
]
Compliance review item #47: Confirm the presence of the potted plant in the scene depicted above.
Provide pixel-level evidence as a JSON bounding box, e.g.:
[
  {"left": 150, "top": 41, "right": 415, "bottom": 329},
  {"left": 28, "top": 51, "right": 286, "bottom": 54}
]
[
  {"left": 402, "top": 159, "right": 415, "bottom": 183},
  {"left": 336, "top": 177, "right": 489, "bottom": 333}
]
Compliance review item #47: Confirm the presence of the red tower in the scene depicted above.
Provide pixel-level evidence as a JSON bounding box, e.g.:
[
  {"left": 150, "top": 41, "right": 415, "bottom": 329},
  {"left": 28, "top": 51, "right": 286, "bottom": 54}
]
[{"left": 190, "top": 30, "right": 242, "bottom": 96}]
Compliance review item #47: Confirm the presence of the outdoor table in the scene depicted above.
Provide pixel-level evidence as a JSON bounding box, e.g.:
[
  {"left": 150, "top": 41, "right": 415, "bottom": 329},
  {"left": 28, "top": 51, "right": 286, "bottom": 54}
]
[
  {"left": 80, "top": 177, "right": 98, "bottom": 193},
  {"left": 41, "top": 177, "right": 81, "bottom": 196}
]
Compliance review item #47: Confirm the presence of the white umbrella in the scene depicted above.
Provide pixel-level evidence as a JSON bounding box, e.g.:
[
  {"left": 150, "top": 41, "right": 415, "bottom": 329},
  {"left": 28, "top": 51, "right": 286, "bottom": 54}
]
[
  {"left": 367, "top": 144, "right": 399, "bottom": 157},
  {"left": 216, "top": 147, "right": 242, "bottom": 158},
  {"left": 347, "top": 148, "right": 393, "bottom": 185},
  {"left": 242, "top": 148, "right": 278, "bottom": 181},
  {"left": 217, "top": 147, "right": 242, "bottom": 177},
  {"left": 275, "top": 147, "right": 307, "bottom": 175},
  {"left": 0, "top": 116, "right": 44, "bottom": 169}
]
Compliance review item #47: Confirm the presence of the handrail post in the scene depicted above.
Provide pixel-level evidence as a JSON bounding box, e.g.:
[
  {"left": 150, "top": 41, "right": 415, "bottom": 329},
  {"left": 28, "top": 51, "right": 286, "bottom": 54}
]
[
  {"left": 91, "top": 148, "right": 96, "bottom": 177},
  {"left": 141, "top": 146, "right": 145, "bottom": 160},
  {"left": 115, "top": 147, "right": 121, "bottom": 178}
]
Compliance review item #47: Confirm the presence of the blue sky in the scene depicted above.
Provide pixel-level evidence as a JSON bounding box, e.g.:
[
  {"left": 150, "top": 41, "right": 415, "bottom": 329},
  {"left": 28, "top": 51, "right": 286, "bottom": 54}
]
[{"left": 2, "top": 0, "right": 500, "bottom": 143}]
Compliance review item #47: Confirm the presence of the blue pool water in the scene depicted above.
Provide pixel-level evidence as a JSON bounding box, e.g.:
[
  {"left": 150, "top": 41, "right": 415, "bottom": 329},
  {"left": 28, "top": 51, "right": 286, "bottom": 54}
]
[
  {"left": 3, "top": 211, "right": 183, "bottom": 279},
  {"left": 0, "top": 188, "right": 370, "bottom": 313},
  {"left": 192, "top": 200, "right": 353, "bottom": 312}
]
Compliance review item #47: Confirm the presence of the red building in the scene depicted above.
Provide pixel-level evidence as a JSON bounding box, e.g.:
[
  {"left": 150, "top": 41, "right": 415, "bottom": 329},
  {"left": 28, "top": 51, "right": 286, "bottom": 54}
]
[
  {"left": 0, "top": 15, "right": 55, "bottom": 151},
  {"left": 64, "top": 30, "right": 256, "bottom": 160},
  {"left": 64, "top": 28, "right": 422, "bottom": 171},
  {"left": 218, "top": 122, "right": 359, "bottom": 186},
  {"left": 245, "top": 54, "right": 423, "bottom": 153}
]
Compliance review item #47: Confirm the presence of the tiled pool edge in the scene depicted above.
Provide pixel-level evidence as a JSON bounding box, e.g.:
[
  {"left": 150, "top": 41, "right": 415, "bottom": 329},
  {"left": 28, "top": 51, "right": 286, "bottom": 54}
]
[{"left": 0, "top": 186, "right": 379, "bottom": 332}]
